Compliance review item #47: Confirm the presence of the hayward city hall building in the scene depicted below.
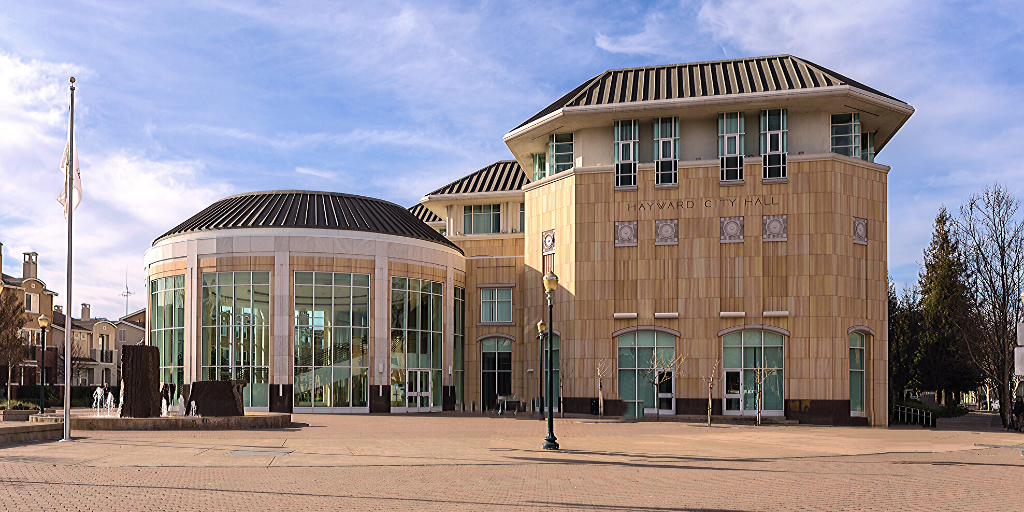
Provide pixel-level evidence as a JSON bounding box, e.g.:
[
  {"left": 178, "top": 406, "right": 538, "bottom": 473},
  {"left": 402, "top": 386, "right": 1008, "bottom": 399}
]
[{"left": 145, "top": 55, "right": 912, "bottom": 426}]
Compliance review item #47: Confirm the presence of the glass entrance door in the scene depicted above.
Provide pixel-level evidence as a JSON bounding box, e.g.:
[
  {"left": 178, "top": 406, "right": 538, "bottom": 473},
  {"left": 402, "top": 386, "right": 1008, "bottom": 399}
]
[
  {"left": 406, "top": 370, "right": 431, "bottom": 412},
  {"left": 722, "top": 330, "right": 785, "bottom": 416},
  {"left": 481, "top": 337, "right": 512, "bottom": 411}
]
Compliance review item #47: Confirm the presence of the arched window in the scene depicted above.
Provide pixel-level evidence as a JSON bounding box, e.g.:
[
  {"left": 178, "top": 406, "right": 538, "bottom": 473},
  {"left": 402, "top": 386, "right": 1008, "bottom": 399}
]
[
  {"left": 722, "top": 330, "right": 784, "bottom": 416},
  {"left": 617, "top": 331, "right": 676, "bottom": 418},
  {"left": 850, "top": 332, "right": 866, "bottom": 416}
]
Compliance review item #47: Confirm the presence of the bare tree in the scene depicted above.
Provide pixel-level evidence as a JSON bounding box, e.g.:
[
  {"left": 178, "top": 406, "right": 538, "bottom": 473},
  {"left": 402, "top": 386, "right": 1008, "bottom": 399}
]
[
  {"left": 747, "top": 365, "right": 780, "bottom": 426},
  {"left": 699, "top": 354, "right": 721, "bottom": 427},
  {"left": 596, "top": 359, "right": 610, "bottom": 417},
  {"left": 643, "top": 351, "right": 686, "bottom": 421},
  {"left": 0, "top": 292, "right": 28, "bottom": 406},
  {"left": 54, "top": 337, "right": 88, "bottom": 385},
  {"left": 956, "top": 184, "right": 1024, "bottom": 426},
  {"left": 558, "top": 341, "right": 574, "bottom": 418}
]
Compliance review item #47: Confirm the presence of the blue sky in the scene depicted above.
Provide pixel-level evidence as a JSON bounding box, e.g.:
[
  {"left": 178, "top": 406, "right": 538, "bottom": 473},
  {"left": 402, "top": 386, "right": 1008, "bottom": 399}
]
[{"left": 0, "top": 1, "right": 1021, "bottom": 317}]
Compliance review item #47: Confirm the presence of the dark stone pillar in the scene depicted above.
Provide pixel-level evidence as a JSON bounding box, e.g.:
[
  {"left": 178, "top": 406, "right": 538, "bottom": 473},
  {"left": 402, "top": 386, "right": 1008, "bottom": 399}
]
[
  {"left": 369, "top": 385, "right": 390, "bottom": 413},
  {"left": 442, "top": 385, "right": 455, "bottom": 411},
  {"left": 119, "top": 345, "right": 160, "bottom": 418},
  {"left": 269, "top": 384, "right": 293, "bottom": 413}
]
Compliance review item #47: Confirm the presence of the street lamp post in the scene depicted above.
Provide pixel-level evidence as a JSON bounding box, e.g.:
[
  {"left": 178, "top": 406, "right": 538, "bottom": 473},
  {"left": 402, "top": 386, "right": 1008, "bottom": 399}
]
[
  {"left": 542, "top": 270, "right": 559, "bottom": 450},
  {"left": 536, "top": 319, "right": 545, "bottom": 419},
  {"left": 37, "top": 315, "right": 49, "bottom": 415}
]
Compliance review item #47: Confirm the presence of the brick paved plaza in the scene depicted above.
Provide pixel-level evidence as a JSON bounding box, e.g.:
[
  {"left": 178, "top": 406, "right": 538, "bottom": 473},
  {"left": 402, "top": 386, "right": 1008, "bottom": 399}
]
[{"left": 1, "top": 413, "right": 1022, "bottom": 511}]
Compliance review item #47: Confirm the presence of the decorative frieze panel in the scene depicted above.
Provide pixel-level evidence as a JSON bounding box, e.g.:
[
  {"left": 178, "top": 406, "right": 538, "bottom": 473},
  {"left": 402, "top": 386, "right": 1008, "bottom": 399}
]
[
  {"left": 720, "top": 216, "right": 744, "bottom": 243},
  {"left": 542, "top": 229, "right": 556, "bottom": 255},
  {"left": 762, "top": 214, "right": 788, "bottom": 242},
  {"left": 614, "top": 221, "right": 638, "bottom": 247},
  {"left": 654, "top": 219, "right": 678, "bottom": 246},
  {"left": 853, "top": 217, "right": 868, "bottom": 245}
]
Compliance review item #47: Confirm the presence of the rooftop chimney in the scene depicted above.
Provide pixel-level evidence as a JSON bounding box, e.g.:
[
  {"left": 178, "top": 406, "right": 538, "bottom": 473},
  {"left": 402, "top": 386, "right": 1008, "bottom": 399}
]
[
  {"left": 81, "top": 303, "right": 91, "bottom": 322},
  {"left": 23, "top": 252, "right": 37, "bottom": 279}
]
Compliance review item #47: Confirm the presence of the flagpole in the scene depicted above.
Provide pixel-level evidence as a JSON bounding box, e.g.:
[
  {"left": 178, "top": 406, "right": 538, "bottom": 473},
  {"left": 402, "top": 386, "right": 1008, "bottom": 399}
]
[{"left": 62, "top": 77, "right": 75, "bottom": 442}]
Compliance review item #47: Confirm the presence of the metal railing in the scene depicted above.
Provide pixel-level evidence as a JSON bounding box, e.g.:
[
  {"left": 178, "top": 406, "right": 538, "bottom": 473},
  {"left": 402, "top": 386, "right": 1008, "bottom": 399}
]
[
  {"left": 891, "top": 404, "right": 935, "bottom": 428},
  {"left": 89, "top": 349, "right": 115, "bottom": 364}
]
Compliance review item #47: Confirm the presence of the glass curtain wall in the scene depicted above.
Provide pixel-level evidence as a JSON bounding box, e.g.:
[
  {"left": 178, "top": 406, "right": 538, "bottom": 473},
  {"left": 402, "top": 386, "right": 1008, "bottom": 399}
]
[
  {"left": 617, "top": 331, "right": 675, "bottom": 418},
  {"left": 390, "top": 277, "right": 443, "bottom": 410},
  {"left": 481, "top": 337, "right": 512, "bottom": 411},
  {"left": 850, "top": 332, "right": 866, "bottom": 415},
  {"left": 200, "top": 272, "right": 270, "bottom": 408},
  {"left": 293, "top": 272, "right": 370, "bottom": 411},
  {"left": 722, "top": 330, "right": 784, "bottom": 414},
  {"left": 454, "top": 286, "right": 465, "bottom": 406},
  {"left": 150, "top": 275, "right": 185, "bottom": 405}
]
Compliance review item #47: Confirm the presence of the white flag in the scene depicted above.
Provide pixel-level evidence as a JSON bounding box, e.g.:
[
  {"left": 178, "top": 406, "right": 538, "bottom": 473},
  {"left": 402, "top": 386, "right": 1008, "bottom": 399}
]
[{"left": 57, "top": 107, "right": 82, "bottom": 219}]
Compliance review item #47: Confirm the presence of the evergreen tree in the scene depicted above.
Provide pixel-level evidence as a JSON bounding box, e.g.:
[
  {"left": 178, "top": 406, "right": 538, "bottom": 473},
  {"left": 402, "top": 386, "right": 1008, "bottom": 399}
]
[
  {"left": 916, "top": 207, "right": 981, "bottom": 402},
  {"left": 888, "top": 277, "right": 921, "bottom": 406}
]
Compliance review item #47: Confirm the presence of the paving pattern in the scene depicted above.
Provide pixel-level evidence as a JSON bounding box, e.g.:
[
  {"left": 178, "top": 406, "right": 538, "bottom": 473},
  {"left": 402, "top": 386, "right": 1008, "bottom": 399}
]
[{"left": 1, "top": 412, "right": 1022, "bottom": 511}]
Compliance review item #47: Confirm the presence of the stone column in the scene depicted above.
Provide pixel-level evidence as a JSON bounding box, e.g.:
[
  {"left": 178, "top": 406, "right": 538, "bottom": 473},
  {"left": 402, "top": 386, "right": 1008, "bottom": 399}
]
[{"left": 272, "top": 238, "right": 290, "bottom": 386}]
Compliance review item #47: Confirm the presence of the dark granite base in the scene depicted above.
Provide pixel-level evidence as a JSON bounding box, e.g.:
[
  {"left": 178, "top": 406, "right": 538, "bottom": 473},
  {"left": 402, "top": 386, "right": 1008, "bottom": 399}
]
[
  {"left": 785, "top": 399, "right": 869, "bottom": 426},
  {"left": 269, "top": 384, "right": 293, "bottom": 413},
  {"left": 442, "top": 386, "right": 455, "bottom": 411},
  {"left": 369, "top": 385, "right": 390, "bottom": 413},
  {"left": 676, "top": 397, "right": 722, "bottom": 416}
]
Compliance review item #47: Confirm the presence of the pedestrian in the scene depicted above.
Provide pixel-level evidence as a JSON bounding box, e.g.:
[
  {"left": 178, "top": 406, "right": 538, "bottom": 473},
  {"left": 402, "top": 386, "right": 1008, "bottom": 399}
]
[{"left": 1012, "top": 397, "right": 1024, "bottom": 431}]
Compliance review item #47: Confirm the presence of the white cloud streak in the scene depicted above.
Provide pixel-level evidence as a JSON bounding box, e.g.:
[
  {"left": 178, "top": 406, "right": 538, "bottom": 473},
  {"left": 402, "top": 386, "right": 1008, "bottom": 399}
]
[{"left": 0, "top": 50, "right": 231, "bottom": 317}]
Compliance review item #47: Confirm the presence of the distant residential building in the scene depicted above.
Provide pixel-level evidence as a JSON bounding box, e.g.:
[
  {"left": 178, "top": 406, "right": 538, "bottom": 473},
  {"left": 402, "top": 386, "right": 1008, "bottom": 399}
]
[{"left": 0, "top": 243, "right": 59, "bottom": 396}]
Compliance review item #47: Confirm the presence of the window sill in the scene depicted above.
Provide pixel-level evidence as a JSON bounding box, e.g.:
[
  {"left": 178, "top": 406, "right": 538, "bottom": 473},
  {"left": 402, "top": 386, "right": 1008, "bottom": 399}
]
[
  {"left": 762, "top": 177, "right": 787, "bottom": 185},
  {"left": 614, "top": 186, "right": 638, "bottom": 192},
  {"left": 654, "top": 183, "right": 678, "bottom": 190},
  {"left": 720, "top": 180, "right": 744, "bottom": 187},
  {"left": 477, "top": 322, "right": 516, "bottom": 327}
]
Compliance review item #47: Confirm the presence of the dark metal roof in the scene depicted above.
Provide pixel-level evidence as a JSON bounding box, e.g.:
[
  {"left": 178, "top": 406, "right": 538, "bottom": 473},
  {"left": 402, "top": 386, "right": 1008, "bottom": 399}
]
[
  {"left": 154, "top": 191, "right": 463, "bottom": 253},
  {"left": 408, "top": 204, "right": 442, "bottom": 223},
  {"left": 514, "top": 54, "right": 905, "bottom": 130},
  {"left": 426, "top": 161, "right": 530, "bottom": 196}
]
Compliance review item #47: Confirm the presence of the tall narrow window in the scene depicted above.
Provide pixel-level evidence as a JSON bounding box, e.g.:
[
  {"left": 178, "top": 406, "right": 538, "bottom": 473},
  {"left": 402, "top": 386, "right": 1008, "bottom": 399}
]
[
  {"left": 761, "top": 109, "right": 788, "bottom": 179},
  {"left": 151, "top": 274, "right": 185, "bottom": 405},
  {"left": 532, "top": 153, "right": 547, "bottom": 182},
  {"left": 860, "top": 131, "right": 875, "bottom": 163},
  {"left": 389, "top": 277, "right": 443, "bottom": 411},
  {"left": 519, "top": 202, "right": 525, "bottom": 233},
  {"left": 463, "top": 204, "right": 501, "bottom": 234},
  {"left": 850, "top": 332, "right": 866, "bottom": 415},
  {"left": 654, "top": 116, "right": 678, "bottom": 185},
  {"left": 548, "top": 133, "right": 574, "bottom": 175},
  {"left": 719, "top": 112, "right": 744, "bottom": 182},
  {"left": 202, "top": 271, "right": 272, "bottom": 408},
  {"left": 454, "top": 287, "right": 465, "bottom": 407},
  {"left": 830, "top": 113, "right": 861, "bottom": 157},
  {"left": 614, "top": 120, "right": 639, "bottom": 187},
  {"left": 293, "top": 272, "right": 370, "bottom": 411},
  {"left": 481, "top": 337, "right": 512, "bottom": 411}
]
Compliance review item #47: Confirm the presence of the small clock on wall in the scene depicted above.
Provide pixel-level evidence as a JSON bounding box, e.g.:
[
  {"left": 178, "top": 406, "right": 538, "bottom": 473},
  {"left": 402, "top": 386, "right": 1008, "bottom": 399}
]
[
  {"left": 542, "top": 229, "right": 556, "bottom": 255},
  {"left": 853, "top": 217, "right": 868, "bottom": 245}
]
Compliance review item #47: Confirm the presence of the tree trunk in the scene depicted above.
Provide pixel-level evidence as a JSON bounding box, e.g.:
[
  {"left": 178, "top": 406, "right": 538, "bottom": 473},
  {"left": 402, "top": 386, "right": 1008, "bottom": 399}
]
[{"left": 707, "top": 381, "right": 712, "bottom": 427}]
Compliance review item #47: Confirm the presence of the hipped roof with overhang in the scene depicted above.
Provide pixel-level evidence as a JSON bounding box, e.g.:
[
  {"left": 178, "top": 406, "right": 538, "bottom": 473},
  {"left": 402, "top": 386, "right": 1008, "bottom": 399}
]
[
  {"left": 504, "top": 54, "right": 913, "bottom": 163},
  {"left": 418, "top": 160, "right": 531, "bottom": 218}
]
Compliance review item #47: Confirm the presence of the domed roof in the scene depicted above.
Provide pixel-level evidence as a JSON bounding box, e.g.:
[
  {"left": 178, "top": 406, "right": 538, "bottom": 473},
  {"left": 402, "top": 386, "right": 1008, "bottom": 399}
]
[{"left": 154, "top": 190, "right": 461, "bottom": 253}]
